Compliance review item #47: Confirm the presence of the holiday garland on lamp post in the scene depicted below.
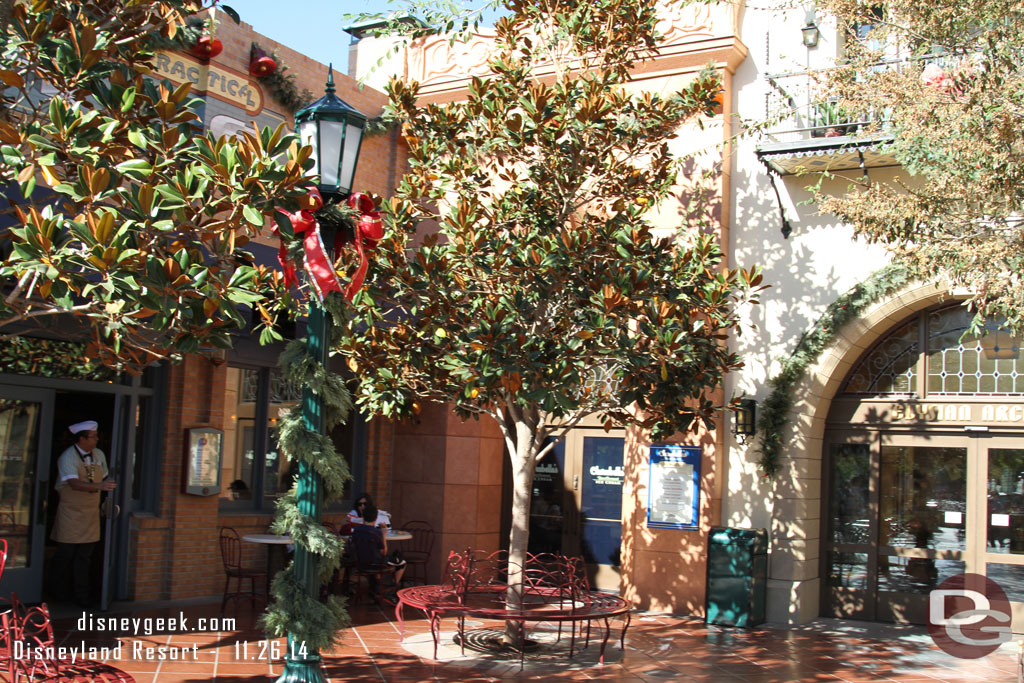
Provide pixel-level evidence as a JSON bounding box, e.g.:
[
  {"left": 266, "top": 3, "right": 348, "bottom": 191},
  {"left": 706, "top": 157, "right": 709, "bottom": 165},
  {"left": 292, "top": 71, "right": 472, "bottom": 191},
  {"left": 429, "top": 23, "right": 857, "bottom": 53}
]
[{"left": 260, "top": 70, "right": 375, "bottom": 682}]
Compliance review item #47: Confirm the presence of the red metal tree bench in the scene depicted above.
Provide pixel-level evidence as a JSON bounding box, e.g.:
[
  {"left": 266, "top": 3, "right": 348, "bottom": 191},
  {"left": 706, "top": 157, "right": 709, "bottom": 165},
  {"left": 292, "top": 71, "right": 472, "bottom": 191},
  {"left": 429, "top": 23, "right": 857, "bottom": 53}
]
[{"left": 395, "top": 549, "right": 631, "bottom": 668}]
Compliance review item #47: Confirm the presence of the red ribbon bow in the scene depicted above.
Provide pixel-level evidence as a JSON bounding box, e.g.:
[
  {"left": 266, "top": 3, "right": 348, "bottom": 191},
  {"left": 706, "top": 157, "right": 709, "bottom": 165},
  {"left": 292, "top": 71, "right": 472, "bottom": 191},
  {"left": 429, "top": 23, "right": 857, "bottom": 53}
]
[
  {"left": 271, "top": 188, "right": 383, "bottom": 303},
  {"left": 344, "top": 192, "right": 383, "bottom": 302},
  {"left": 272, "top": 188, "right": 342, "bottom": 301}
]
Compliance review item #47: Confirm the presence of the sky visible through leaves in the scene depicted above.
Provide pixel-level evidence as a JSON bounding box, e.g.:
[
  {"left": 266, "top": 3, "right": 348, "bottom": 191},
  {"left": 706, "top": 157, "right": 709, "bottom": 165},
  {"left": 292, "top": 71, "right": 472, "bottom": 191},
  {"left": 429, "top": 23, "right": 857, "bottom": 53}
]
[{"left": 227, "top": 0, "right": 501, "bottom": 75}]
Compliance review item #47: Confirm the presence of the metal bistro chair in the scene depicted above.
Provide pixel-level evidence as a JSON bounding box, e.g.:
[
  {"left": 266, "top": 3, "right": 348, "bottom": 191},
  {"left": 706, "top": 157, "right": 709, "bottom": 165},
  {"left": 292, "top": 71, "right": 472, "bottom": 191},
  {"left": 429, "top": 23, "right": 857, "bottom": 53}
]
[
  {"left": 218, "top": 527, "right": 266, "bottom": 613},
  {"left": 349, "top": 525, "right": 398, "bottom": 606},
  {"left": 1, "top": 593, "right": 63, "bottom": 682},
  {"left": 399, "top": 520, "right": 435, "bottom": 586}
]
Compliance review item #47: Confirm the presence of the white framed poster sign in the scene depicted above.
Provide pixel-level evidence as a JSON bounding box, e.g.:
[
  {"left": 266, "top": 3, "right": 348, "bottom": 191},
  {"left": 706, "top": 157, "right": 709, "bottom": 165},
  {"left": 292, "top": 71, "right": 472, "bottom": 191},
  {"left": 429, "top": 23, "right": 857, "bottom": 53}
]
[
  {"left": 647, "top": 444, "right": 701, "bottom": 530},
  {"left": 185, "top": 428, "right": 223, "bottom": 496}
]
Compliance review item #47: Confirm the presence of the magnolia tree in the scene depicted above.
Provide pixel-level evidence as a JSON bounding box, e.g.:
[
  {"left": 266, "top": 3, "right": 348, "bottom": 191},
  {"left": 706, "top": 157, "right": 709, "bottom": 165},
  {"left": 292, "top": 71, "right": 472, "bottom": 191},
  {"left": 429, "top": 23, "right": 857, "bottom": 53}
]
[
  {"left": 0, "top": 0, "right": 312, "bottom": 371},
  {"left": 339, "top": 0, "right": 763, "bottom": 628},
  {"left": 814, "top": 0, "right": 1024, "bottom": 332}
]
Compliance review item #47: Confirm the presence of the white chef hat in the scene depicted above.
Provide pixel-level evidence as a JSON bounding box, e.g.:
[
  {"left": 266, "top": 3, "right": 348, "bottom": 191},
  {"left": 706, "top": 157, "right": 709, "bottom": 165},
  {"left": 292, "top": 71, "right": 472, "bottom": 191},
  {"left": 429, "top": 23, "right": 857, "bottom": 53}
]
[{"left": 69, "top": 420, "right": 98, "bottom": 434}]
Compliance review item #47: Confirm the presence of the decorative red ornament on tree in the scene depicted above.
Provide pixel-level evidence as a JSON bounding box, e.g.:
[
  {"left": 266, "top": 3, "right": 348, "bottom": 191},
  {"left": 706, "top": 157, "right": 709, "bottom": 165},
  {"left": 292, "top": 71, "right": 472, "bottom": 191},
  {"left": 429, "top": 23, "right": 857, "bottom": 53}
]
[
  {"left": 190, "top": 35, "right": 223, "bottom": 61},
  {"left": 249, "top": 44, "right": 277, "bottom": 78}
]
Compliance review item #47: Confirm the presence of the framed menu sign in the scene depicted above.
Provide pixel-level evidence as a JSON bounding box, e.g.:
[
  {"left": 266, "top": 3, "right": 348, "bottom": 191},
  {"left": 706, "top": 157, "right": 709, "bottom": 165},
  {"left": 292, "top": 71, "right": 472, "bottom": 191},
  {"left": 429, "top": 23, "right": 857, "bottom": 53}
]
[
  {"left": 185, "top": 428, "right": 223, "bottom": 496},
  {"left": 647, "top": 444, "right": 701, "bottom": 530}
]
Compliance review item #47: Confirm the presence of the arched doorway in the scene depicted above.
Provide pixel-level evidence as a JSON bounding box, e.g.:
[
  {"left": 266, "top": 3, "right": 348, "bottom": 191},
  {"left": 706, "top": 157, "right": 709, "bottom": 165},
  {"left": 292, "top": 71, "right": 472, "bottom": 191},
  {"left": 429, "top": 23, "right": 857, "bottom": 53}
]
[{"left": 823, "top": 303, "right": 1024, "bottom": 627}]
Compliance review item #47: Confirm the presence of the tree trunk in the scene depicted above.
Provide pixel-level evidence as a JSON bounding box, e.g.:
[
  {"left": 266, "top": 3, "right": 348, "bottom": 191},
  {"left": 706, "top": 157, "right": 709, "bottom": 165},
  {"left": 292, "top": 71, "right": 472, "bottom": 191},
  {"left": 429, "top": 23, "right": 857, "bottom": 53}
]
[{"left": 503, "top": 410, "right": 539, "bottom": 647}]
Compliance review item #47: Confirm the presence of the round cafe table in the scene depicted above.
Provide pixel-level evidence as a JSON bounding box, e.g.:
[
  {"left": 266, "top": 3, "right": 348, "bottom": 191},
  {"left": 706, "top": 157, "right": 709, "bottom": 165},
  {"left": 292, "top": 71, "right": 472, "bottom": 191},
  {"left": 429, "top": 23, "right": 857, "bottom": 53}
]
[
  {"left": 242, "top": 533, "right": 293, "bottom": 545},
  {"left": 386, "top": 530, "right": 412, "bottom": 542},
  {"left": 242, "top": 534, "right": 293, "bottom": 596}
]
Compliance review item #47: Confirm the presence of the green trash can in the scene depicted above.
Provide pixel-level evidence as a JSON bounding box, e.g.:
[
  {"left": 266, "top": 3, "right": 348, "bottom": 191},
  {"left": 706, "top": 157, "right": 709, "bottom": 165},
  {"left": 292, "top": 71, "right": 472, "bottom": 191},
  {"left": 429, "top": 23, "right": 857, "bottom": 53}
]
[{"left": 705, "top": 526, "right": 767, "bottom": 627}]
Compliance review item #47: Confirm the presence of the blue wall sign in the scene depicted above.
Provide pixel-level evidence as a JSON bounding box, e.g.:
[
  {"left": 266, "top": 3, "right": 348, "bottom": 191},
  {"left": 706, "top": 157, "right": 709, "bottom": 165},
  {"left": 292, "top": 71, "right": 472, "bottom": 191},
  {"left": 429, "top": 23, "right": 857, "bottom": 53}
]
[{"left": 647, "top": 444, "right": 701, "bottom": 530}]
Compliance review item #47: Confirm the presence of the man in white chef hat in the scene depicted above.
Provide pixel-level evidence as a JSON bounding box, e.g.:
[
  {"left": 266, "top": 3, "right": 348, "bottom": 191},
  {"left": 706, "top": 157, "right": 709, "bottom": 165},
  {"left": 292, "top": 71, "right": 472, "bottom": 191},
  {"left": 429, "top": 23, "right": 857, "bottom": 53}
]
[{"left": 50, "top": 420, "right": 116, "bottom": 607}]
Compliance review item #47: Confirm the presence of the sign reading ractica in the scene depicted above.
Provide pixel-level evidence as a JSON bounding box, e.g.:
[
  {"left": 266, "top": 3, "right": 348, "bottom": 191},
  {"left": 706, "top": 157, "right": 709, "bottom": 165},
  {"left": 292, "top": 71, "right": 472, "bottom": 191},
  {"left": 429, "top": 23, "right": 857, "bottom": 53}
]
[{"left": 154, "top": 51, "right": 263, "bottom": 115}]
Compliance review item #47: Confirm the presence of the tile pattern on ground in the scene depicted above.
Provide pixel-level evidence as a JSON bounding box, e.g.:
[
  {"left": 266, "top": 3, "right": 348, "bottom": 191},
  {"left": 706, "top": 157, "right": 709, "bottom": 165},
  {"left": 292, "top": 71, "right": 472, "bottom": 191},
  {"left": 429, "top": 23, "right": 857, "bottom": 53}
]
[{"left": 34, "top": 598, "right": 1022, "bottom": 682}]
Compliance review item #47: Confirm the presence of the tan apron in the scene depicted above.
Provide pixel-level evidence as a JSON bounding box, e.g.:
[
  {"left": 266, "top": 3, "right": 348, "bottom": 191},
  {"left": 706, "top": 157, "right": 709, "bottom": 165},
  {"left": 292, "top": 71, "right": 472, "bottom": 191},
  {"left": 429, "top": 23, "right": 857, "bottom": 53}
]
[{"left": 51, "top": 459, "right": 103, "bottom": 544}]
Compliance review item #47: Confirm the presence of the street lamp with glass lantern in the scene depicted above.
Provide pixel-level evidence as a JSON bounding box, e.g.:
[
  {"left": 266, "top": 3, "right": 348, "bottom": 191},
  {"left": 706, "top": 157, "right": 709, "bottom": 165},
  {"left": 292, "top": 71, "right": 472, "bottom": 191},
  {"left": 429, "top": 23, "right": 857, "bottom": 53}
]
[
  {"left": 276, "top": 64, "right": 366, "bottom": 683},
  {"left": 294, "top": 66, "right": 367, "bottom": 198}
]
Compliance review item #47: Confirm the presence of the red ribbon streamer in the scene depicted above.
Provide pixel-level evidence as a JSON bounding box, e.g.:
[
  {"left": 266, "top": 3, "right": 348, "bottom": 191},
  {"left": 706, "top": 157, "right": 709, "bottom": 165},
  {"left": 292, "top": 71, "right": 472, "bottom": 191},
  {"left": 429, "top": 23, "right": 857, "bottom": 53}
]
[
  {"left": 344, "top": 193, "right": 383, "bottom": 302},
  {"left": 269, "top": 214, "right": 298, "bottom": 290},
  {"left": 271, "top": 187, "right": 341, "bottom": 301},
  {"left": 288, "top": 205, "right": 342, "bottom": 301}
]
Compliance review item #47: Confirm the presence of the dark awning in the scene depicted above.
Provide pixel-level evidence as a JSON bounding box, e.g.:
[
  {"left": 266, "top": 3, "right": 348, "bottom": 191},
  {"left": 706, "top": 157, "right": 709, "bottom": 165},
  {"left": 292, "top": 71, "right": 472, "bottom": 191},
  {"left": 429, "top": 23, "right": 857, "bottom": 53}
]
[{"left": 755, "top": 134, "right": 899, "bottom": 176}]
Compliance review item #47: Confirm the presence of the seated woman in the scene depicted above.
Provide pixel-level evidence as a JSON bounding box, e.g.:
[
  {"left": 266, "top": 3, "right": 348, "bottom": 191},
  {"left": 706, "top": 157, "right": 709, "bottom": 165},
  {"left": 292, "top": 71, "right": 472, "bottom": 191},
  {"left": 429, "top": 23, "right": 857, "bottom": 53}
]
[
  {"left": 350, "top": 501, "right": 406, "bottom": 603},
  {"left": 348, "top": 492, "right": 391, "bottom": 527},
  {"left": 347, "top": 493, "right": 370, "bottom": 525}
]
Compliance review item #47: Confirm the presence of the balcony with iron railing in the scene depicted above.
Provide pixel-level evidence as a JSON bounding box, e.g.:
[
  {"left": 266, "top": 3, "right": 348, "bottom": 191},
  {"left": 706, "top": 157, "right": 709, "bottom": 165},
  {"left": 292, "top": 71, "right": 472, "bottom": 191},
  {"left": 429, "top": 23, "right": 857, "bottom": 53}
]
[
  {"left": 755, "top": 50, "right": 975, "bottom": 176},
  {"left": 755, "top": 66, "right": 898, "bottom": 177}
]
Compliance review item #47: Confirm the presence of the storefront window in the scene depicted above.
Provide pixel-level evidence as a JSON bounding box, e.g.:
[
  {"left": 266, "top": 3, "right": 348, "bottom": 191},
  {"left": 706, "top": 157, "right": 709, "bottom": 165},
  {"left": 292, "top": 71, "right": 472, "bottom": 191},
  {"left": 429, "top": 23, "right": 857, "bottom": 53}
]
[
  {"left": 842, "top": 304, "right": 1024, "bottom": 397},
  {"left": 843, "top": 318, "right": 917, "bottom": 395},
  {"left": 220, "top": 365, "right": 361, "bottom": 510}
]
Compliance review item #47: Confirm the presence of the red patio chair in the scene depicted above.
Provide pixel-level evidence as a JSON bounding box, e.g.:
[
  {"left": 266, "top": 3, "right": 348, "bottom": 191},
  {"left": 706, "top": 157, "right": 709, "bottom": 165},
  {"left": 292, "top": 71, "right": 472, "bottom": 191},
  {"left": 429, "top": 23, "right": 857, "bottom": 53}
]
[
  {"left": 219, "top": 527, "right": 266, "bottom": 612},
  {"left": 0, "top": 538, "right": 7, "bottom": 584},
  {"left": 1, "top": 594, "right": 64, "bottom": 682}
]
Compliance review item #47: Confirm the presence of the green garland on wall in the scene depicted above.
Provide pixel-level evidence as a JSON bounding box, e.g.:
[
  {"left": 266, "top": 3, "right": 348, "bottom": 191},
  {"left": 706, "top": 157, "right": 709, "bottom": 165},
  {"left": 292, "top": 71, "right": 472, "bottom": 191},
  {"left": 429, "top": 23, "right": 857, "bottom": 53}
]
[
  {"left": 251, "top": 42, "right": 315, "bottom": 113},
  {"left": 756, "top": 263, "right": 917, "bottom": 477},
  {"left": 259, "top": 292, "right": 354, "bottom": 651},
  {"left": 0, "top": 337, "right": 117, "bottom": 381}
]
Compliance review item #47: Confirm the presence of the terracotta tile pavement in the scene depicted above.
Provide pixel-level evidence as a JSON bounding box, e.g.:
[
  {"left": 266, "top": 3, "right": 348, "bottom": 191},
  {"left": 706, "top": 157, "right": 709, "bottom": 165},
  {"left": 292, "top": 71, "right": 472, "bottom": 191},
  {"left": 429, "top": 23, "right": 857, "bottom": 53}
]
[{"left": 34, "top": 599, "right": 1021, "bottom": 682}]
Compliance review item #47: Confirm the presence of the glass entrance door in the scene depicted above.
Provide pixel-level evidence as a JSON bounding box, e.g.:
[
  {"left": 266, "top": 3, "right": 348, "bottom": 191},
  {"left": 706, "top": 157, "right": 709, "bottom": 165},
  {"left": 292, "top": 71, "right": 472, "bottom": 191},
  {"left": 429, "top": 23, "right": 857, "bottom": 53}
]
[
  {"left": 875, "top": 440, "right": 968, "bottom": 624},
  {"left": 0, "top": 386, "right": 54, "bottom": 602},
  {"left": 977, "top": 440, "right": 1024, "bottom": 631},
  {"left": 562, "top": 430, "right": 624, "bottom": 591},
  {"left": 826, "top": 432, "right": 1024, "bottom": 629},
  {"left": 525, "top": 429, "right": 625, "bottom": 591}
]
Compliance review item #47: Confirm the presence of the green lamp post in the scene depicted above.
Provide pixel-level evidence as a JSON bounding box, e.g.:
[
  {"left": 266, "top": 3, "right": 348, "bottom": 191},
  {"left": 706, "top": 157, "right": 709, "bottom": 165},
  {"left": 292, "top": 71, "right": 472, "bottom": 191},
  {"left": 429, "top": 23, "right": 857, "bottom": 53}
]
[{"left": 277, "top": 65, "right": 367, "bottom": 683}]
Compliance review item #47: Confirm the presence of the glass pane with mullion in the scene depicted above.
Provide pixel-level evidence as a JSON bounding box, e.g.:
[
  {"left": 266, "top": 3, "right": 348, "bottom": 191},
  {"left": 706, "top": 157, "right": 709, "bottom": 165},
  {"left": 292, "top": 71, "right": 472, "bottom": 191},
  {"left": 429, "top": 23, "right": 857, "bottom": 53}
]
[
  {"left": 879, "top": 445, "right": 966, "bottom": 551},
  {"left": 0, "top": 399, "right": 40, "bottom": 569},
  {"left": 580, "top": 437, "right": 624, "bottom": 568},
  {"left": 262, "top": 369, "right": 299, "bottom": 505},
  {"left": 986, "top": 562, "right": 1024, "bottom": 602},
  {"left": 829, "top": 443, "right": 871, "bottom": 544},
  {"left": 987, "top": 448, "right": 1024, "bottom": 554},
  {"left": 828, "top": 551, "right": 869, "bottom": 590},
  {"left": 529, "top": 439, "right": 566, "bottom": 555},
  {"left": 878, "top": 555, "right": 964, "bottom": 594}
]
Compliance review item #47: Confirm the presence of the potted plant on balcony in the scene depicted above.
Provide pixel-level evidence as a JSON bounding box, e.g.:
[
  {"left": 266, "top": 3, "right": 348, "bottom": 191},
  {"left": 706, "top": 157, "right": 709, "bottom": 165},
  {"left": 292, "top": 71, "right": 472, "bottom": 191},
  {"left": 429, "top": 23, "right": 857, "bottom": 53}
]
[{"left": 811, "top": 101, "right": 857, "bottom": 137}]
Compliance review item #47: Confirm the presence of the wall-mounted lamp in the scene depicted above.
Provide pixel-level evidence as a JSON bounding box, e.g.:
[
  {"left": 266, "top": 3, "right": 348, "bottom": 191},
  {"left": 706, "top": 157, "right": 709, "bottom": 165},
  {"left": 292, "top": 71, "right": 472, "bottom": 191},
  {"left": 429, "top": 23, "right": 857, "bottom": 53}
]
[
  {"left": 733, "top": 398, "right": 758, "bottom": 438},
  {"left": 802, "top": 11, "right": 820, "bottom": 48}
]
